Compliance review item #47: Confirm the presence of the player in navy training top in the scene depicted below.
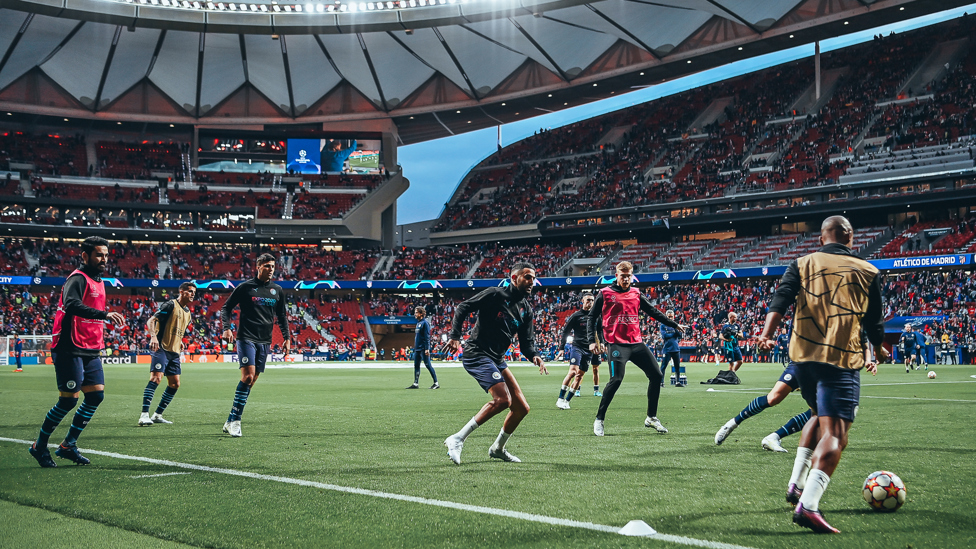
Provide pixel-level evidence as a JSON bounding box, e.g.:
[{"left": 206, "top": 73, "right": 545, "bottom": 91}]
[
  {"left": 775, "top": 329, "right": 791, "bottom": 365},
  {"left": 406, "top": 306, "right": 439, "bottom": 389},
  {"left": 719, "top": 312, "right": 744, "bottom": 372},
  {"left": 555, "top": 294, "right": 599, "bottom": 409},
  {"left": 13, "top": 334, "right": 23, "bottom": 372},
  {"left": 658, "top": 310, "right": 683, "bottom": 387},
  {"left": 220, "top": 253, "right": 290, "bottom": 438},
  {"left": 443, "top": 262, "right": 547, "bottom": 464}
]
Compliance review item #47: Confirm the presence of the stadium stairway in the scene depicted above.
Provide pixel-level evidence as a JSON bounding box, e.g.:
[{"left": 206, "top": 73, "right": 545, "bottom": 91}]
[{"left": 898, "top": 37, "right": 970, "bottom": 98}]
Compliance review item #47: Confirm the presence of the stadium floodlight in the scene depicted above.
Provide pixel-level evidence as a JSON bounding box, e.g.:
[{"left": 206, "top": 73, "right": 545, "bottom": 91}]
[
  {"left": 249, "top": 4, "right": 257, "bottom": 11},
  {"left": 207, "top": 2, "right": 215, "bottom": 8},
  {"left": 138, "top": 0, "right": 147, "bottom": 4},
  {"left": 193, "top": 1, "right": 200, "bottom": 7},
  {"left": 316, "top": 3, "right": 324, "bottom": 11},
  {"left": 418, "top": 0, "right": 425, "bottom": 5},
  {"left": 359, "top": 2, "right": 366, "bottom": 9},
  {"left": 439, "top": 0, "right": 445, "bottom": 4},
  {"left": 229, "top": 2, "right": 236, "bottom": 9},
  {"left": 273, "top": 4, "right": 280, "bottom": 10},
  {"left": 339, "top": 3, "right": 347, "bottom": 10},
  {"left": 327, "top": 4, "right": 334, "bottom": 11},
  {"left": 409, "top": 0, "right": 415, "bottom": 6},
  {"left": 367, "top": 2, "right": 374, "bottom": 9},
  {"left": 387, "top": 1, "right": 393, "bottom": 8},
  {"left": 283, "top": 4, "right": 291, "bottom": 10},
  {"left": 161, "top": 0, "right": 169, "bottom": 5},
  {"left": 305, "top": 2, "right": 312, "bottom": 11},
  {"left": 259, "top": 4, "right": 267, "bottom": 10}
]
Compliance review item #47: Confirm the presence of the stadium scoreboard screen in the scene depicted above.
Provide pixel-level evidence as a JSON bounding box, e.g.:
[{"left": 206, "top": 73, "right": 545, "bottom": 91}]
[{"left": 198, "top": 128, "right": 381, "bottom": 175}]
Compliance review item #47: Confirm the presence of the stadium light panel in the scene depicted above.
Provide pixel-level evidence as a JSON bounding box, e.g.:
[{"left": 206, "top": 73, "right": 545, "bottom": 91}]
[
  {"left": 367, "top": 2, "right": 374, "bottom": 9},
  {"left": 283, "top": 4, "right": 291, "bottom": 10},
  {"left": 273, "top": 4, "right": 280, "bottom": 10},
  {"left": 207, "top": 2, "right": 215, "bottom": 8},
  {"left": 229, "top": 2, "right": 237, "bottom": 8},
  {"left": 249, "top": 4, "right": 257, "bottom": 11},
  {"left": 409, "top": 0, "right": 415, "bottom": 6},
  {"left": 387, "top": 1, "right": 393, "bottom": 7},
  {"left": 316, "top": 3, "right": 325, "bottom": 11},
  {"left": 259, "top": 4, "right": 268, "bottom": 10},
  {"left": 359, "top": 2, "right": 367, "bottom": 10},
  {"left": 193, "top": 1, "right": 200, "bottom": 7}
]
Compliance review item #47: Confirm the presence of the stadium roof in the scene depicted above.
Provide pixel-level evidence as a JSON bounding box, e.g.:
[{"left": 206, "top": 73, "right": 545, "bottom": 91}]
[{"left": 0, "top": 0, "right": 968, "bottom": 143}]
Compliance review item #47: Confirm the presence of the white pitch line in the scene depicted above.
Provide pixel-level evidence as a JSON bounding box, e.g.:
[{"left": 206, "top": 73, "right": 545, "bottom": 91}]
[
  {"left": 128, "top": 472, "right": 192, "bottom": 479},
  {"left": 0, "top": 437, "right": 753, "bottom": 549},
  {"left": 705, "top": 388, "right": 976, "bottom": 403},
  {"left": 861, "top": 395, "right": 976, "bottom": 403}
]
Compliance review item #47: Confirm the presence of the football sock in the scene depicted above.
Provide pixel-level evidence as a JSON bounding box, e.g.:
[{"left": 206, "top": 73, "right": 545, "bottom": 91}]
[
  {"left": 558, "top": 385, "right": 568, "bottom": 399},
  {"left": 798, "top": 469, "right": 830, "bottom": 511},
  {"left": 62, "top": 391, "right": 104, "bottom": 446},
  {"left": 413, "top": 367, "right": 421, "bottom": 385},
  {"left": 790, "top": 447, "right": 815, "bottom": 489},
  {"left": 565, "top": 388, "right": 575, "bottom": 402},
  {"left": 143, "top": 381, "right": 159, "bottom": 414},
  {"left": 155, "top": 386, "right": 178, "bottom": 415},
  {"left": 734, "top": 395, "right": 769, "bottom": 424},
  {"left": 594, "top": 385, "right": 599, "bottom": 392},
  {"left": 491, "top": 428, "right": 512, "bottom": 451},
  {"left": 228, "top": 381, "right": 251, "bottom": 422},
  {"left": 455, "top": 417, "right": 479, "bottom": 442},
  {"left": 37, "top": 396, "right": 78, "bottom": 448},
  {"left": 776, "top": 409, "right": 813, "bottom": 439}
]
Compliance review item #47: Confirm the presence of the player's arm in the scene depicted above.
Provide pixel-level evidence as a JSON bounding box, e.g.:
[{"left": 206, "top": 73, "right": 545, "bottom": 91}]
[
  {"left": 586, "top": 293, "right": 604, "bottom": 354},
  {"left": 274, "top": 286, "right": 291, "bottom": 353},
  {"left": 638, "top": 294, "right": 680, "bottom": 329},
  {"left": 446, "top": 287, "right": 494, "bottom": 353},
  {"left": 517, "top": 307, "right": 547, "bottom": 374},
  {"left": 220, "top": 283, "right": 246, "bottom": 342},
  {"left": 759, "top": 262, "right": 801, "bottom": 349},
  {"left": 560, "top": 312, "right": 576, "bottom": 348},
  {"left": 863, "top": 275, "right": 885, "bottom": 348},
  {"left": 147, "top": 301, "right": 174, "bottom": 352},
  {"left": 61, "top": 275, "right": 109, "bottom": 320}
]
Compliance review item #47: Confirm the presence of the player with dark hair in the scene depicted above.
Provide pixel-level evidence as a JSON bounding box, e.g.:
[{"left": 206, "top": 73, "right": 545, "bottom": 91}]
[
  {"left": 659, "top": 310, "right": 683, "bottom": 387},
  {"left": 758, "top": 215, "right": 887, "bottom": 534},
  {"left": 587, "top": 261, "right": 687, "bottom": 437},
  {"left": 555, "top": 293, "right": 599, "bottom": 409},
  {"left": 406, "top": 306, "right": 439, "bottom": 389},
  {"left": 719, "top": 312, "right": 744, "bottom": 372},
  {"left": 776, "top": 328, "right": 791, "bottom": 366},
  {"left": 139, "top": 282, "right": 196, "bottom": 426},
  {"left": 443, "top": 262, "right": 547, "bottom": 464},
  {"left": 220, "top": 253, "right": 290, "bottom": 437},
  {"left": 899, "top": 324, "right": 923, "bottom": 372},
  {"left": 29, "top": 236, "right": 126, "bottom": 467},
  {"left": 12, "top": 334, "right": 23, "bottom": 372}
]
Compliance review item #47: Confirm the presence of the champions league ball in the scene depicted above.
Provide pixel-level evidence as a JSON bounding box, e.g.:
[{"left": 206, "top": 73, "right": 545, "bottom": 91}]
[
  {"left": 927, "top": 371, "right": 937, "bottom": 379},
  {"left": 863, "top": 471, "right": 907, "bottom": 512}
]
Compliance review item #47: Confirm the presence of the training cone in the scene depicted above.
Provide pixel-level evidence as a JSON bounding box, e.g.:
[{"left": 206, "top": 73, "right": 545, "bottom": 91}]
[{"left": 619, "top": 520, "right": 657, "bottom": 536}]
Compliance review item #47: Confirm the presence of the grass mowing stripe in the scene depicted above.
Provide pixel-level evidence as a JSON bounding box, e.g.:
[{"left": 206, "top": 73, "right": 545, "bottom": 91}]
[
  {"left": 128, "top": 472, "right": 192, "bottom": 479},
  {"left": 1, "top": 437, "right": 754, "bottom": 549}
]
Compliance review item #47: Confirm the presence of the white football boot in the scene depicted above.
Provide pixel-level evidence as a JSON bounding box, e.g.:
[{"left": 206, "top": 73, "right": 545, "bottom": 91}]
[
  {"left": 762, "top": 433, "right": 788, "bottom": 453},
  {"left": 138, "top": 412, "right": 154, "bottom": 427},
  {"left": 714, "top": 418, "right": 738, "bottom": 445},
  {"left": 645, "top": 416, "right": 669, "bottom": 433},
  {"left": 445, "top": 435, "right": 464, "bottom": 464}
]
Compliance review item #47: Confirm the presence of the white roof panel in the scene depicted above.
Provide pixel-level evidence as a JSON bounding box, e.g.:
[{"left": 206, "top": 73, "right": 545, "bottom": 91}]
[
  {"left": 317, "top": 34, "right": 382, "bottom": 107},
  {"left": 0, "top": 15, "right": 79, "bottom": 90},
  {"left": 244, "top": 35, "right": 290, "bottom": 112},
  {"left": 99, "top": 27, "right": 161, "bottom": 106},
  {"left": 361, "top": 32, "right": 435, "bottom": 108},
  {"left": 511, "top": 14, "right": 618, "bottom": 78},
  {"left": 199, "top": 33, "right": 246, "bottom": 114},
  {"left": 282, "top": 34, "right": 342, "bottom": 114},
  {"left": 436, "top": 25, "right": 532, "bottom": 95},
  {"left": 148, "top": 30, "right": 201, "bottom": 112},
  {"left": 40, "top": 22, "right": 116, "bottom": 106}
]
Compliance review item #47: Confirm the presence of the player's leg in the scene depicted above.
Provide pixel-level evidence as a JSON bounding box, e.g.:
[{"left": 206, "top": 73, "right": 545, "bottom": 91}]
[
  {"left": 793, "top": 364, "right": 858, "bottom": 533},
  {"left": 423, "top": 352, "right": 438, "bottom": 388},
  {"left": 15, "top": 351, "right": 22, "bottom": 371},
  {"left": 225, "top": 341, "right": 258, "bottom": 437},
  {"left": 56, "top": 357, "right": 106, "bottom": 465},
  {"left": 488, "top": 368, "right": 529, "bottom": 462},
  {"left": 717, "top": 381, "right": 791, "bottom": 446},
  {"left": 670, "top": 352, "right": 684, "bottom": 387},
  {"left": 567, "top": 355, "right": 589, "bottom": 403},
  {"left": 632, "top": 345, "right": 667, "bottom": 433},
  {"left": 592, "top": 356, "right": 602, "bottom": 396},
  {"left": 407, "top": 351, "right": 421, "bottom": 388},
  {"left": 594, "top": 345, "right": 630, "bottom": 435},
  {"left": 730, "top": 347, "right": 743, "bottom": 372},
  {"left": 140, "top": 367, "right": 163, "bottom": 426},
  {"left": 557, "top": 349, "right": 580, "bottom": 408},
  {"left": 152, "top": 357, "right": 181, "bottom": 423},
  {"left": 764, "top": 409, "right": 813, "bottom": 453},
  {"left": 445, "top": 357, "right": 508, "bottom": 464},
  {"left": 30, "top": 353, "right": 82, "bottom": 467}
]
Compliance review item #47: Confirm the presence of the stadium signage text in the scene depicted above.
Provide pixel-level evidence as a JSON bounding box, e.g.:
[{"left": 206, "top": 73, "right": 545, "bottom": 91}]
[{"left": 13, "top": 253, "right": 970, "bottom": 289}]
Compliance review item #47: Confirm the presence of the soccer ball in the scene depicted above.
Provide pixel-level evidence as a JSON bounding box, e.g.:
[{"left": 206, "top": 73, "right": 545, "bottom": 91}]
[
  {"left": 862, "top": 471, "right": 907, "bottom": 512},
  {"left": 927, "top": 371, "right": 937, "bottom": 379}
]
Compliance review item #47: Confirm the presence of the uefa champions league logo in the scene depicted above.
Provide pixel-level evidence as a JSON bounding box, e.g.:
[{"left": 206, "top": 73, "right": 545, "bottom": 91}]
[
  {"left": 151, "top": 279, "right": 159, "bottom": 287},
  {"left": 566, "top": 278, "right": 572, "bottom": 284},
  {"left": 663, "top": 273, "right": 669, "bottom": 280},
  {"left": 467, "top": 280, "right": 474, "bottom": 287},
  {"left": 295, "top": 150, "right": 312, "bottom": 165}
]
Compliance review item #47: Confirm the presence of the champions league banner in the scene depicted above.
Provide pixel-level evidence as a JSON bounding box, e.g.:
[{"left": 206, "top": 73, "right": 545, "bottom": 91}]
[{"left": 3, "top": 253, "right": 970, "bottom": 290}]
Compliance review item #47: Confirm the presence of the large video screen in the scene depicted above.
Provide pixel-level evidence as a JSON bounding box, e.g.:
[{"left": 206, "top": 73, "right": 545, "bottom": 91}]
[{"left": 286, "top": 139, "right": 323, "bottom": 174}]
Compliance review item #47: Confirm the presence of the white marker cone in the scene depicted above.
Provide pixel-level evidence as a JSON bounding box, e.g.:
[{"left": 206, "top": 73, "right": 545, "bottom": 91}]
[{"left": 619, "top": 520, "right": 657, "bottom": 536}]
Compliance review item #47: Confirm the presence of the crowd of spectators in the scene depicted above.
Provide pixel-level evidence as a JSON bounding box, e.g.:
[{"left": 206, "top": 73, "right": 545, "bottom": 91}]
[{"left": 433, "top": 16, "right": 976, "bottom": 232}]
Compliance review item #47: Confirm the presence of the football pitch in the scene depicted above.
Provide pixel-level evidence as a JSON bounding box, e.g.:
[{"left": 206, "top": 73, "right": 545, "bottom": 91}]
[{"left": 1, "top": 361, "right": 974, "bottom": 549}]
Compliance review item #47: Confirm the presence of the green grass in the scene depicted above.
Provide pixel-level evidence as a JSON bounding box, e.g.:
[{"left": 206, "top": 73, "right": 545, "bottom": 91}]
[{"left": 1, "top": 361, "right": 974, "bottom": 548}]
